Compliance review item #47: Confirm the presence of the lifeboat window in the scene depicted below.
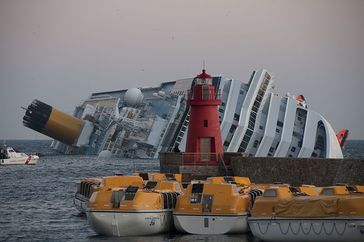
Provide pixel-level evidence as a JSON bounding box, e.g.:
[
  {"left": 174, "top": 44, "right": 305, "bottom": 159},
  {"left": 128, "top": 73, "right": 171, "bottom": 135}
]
[
  {"left": 165, "top": 173, "right": 176, "bottom": 181},
  {"left": 192, "top": 183, "right": 204, "bottom": 193},
  {"left": 174, "top": 183, "right": 181, "bottom": 193},
  {"left": 190, "top": 194, "right": 202, "bottom": 204},
  {"left": 346, "top": 186, "right": 358, "bottom": 193},
  {"left": 144, "top": 181, "right": 157, "bottom": 189},
  {"left": 138, "top": 173, "right": 149, "bottom": 180},
  {"left": 320, "top": 188, "right": 334, "bottom": 195},
  {"left": 263, "top": 189, "right": 277, "bottom": 197},
  {"left": 190, "top": 184, "right": 204, "bottom": 204},
  {"left": 124, "top": 186, "right": 138, "bottom": 200},
  {"left": 224, "top": 177, "right": 235, "bottom": 184}
]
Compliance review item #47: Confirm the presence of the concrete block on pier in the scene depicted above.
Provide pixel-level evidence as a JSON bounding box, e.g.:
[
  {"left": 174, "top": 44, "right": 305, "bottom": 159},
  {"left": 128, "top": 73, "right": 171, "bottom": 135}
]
[{"left": 230, "top": 157, "right": 364, "bottom": 186}]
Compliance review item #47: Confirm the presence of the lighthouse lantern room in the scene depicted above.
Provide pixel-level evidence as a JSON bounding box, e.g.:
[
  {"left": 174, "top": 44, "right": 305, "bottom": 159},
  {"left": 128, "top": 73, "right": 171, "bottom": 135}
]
[{"left": 185, "top": 69, "right": 224, "bottom": 165}]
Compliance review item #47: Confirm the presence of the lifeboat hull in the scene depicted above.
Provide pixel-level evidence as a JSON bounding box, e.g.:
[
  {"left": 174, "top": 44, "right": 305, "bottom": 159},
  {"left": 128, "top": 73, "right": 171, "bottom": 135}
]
[
  {"left": 173, "top": 213, "right": 249, "bottom": 234},
  {"left": 249, "top": 217, "right": 364, "bottom": 242},
  {"left": 86, "top": 209, "right": 173, "bottom": 236},
  {"left": 0, "top": 155, "right": 39, "bottom": 165}
]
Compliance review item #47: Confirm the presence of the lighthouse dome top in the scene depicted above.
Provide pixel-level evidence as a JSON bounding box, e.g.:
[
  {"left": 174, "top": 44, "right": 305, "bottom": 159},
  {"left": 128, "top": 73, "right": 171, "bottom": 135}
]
[{"left": 195, "top": 69, "right": 212, "bottom": 84}]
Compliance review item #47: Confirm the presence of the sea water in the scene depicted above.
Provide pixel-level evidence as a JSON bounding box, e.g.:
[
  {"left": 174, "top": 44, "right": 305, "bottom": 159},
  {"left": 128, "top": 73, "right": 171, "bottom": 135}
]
[{"left": 0, "top": 140, "right": 363, "bottom": 241}]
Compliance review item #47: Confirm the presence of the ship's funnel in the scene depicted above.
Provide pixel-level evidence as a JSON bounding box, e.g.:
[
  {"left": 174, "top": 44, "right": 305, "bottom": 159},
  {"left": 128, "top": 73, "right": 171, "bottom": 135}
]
[{"left": 23, "top": 99, "right": 84, "bottom": 145}]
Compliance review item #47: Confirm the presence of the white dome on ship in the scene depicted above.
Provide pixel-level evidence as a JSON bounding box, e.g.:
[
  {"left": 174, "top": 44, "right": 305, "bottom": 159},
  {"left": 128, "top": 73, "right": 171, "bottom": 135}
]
[
  {"left": 98, "top": 150, "right": 112, "bottom": 159},
  {"left": 124, "top": 88, "right": 144, "bottom": 106}
]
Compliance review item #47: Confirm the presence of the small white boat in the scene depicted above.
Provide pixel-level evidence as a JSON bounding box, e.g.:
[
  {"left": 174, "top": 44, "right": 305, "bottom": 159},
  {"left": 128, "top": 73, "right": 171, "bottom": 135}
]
[{"left": 0, "top": 145, "right": 39, "bottom": 165}]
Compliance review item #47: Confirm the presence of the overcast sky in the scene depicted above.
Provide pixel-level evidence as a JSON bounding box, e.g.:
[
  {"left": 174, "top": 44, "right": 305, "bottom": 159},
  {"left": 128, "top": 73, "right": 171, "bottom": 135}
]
[{"left": 0, "top": 0, "right": 363, "bottom": 140}]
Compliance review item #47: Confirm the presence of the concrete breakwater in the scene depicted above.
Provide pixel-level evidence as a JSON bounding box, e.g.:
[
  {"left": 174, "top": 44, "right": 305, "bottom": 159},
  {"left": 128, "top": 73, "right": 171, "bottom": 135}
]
[
  {"left": 231, "top": 157, "right": 364, "bottom": 186},
  {"left": 160, "top": 152, "right": 364, "bottom": 185}
]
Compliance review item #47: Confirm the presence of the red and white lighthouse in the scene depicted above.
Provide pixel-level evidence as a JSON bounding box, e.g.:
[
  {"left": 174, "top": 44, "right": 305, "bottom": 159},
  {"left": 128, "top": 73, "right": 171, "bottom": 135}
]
[{"left": 185, "top": 69, "right": 224, "bottom": 165}]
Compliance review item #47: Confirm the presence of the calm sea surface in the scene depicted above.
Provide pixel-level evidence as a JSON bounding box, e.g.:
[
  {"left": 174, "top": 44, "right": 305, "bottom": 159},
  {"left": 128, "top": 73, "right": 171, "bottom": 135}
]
[{"left": 0, "top": 140, "right": 363, "bottom": 241}]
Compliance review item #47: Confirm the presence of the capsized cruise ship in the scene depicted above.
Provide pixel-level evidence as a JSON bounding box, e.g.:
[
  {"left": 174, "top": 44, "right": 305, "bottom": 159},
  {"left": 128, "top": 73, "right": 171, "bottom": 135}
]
[{"left": 23, "top": 69, "right": 346, "bottom": 159}]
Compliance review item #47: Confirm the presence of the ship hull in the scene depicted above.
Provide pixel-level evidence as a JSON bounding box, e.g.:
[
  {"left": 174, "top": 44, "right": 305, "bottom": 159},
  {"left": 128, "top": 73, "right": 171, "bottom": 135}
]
[
  {"left": 173, "top": 213, "right": 249, "bottom": 234},
  {"left": 86, "top": 209, "right": 173, "bottom": 236},
  {"left": 249, "top": 217, "right": 364, "bottom": 242}
]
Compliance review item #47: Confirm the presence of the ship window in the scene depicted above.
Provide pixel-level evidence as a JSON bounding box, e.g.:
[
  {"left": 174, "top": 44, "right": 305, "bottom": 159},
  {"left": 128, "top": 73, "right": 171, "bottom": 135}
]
[
  {"left": 269, "top": 147, "right": 274, "bottom": 153},
  {"left": 276, "top": 128, "right": 280, "bottom": 133},
  {"left": 234, "top": 113, "right": 240, "bottom": 121},
  {"left": 277, "top": 121, "right": 283, "bottom": 127},
  {"left": 243, "top": 135, "right": 250, "bottom": 143},
  {"left": 312, "top": 152, "right": 317, "bottom": 157},
  {"left": 203, "top": 120, "right": 208, "bottom": 127},
  {"left": 253, "top": 140, "right": 259, "bottom": 148},
  {"left": 229, "top": 124, "right": 236, "bottom": 133},
  {"left": 291, "top": 147, "right": 296, "bottom": 152},
  {"left": 224, "top": 141, "right": 230, "bottom": 146}
]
